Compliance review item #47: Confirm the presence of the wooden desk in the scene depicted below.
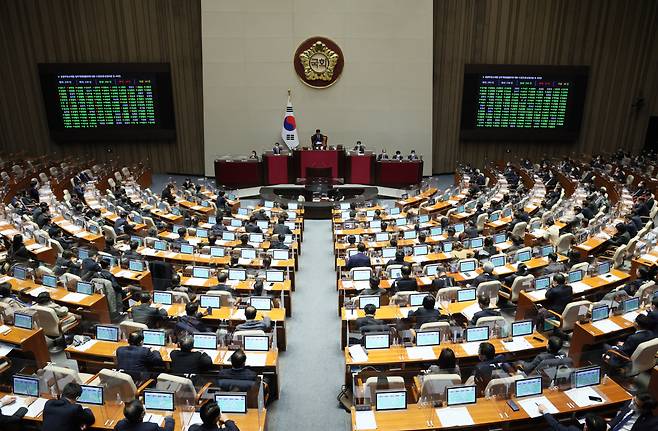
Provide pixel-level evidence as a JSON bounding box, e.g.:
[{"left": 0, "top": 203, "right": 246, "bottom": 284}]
[
  {"left": 0, "top": 326, "right": 50, "bottom": 368},
  {"left": 111, "top": 266, "right": 153, "bottom": 291},
  {"left": 350, "top": 379, "right": 630, "bottom": 430},
  {"left": 150, "top": 208, "right": 184, "bottom": 225},
  {"left": 53, "top": 216, "right": 105, "bottom": 250},
  {"left": 0, "top": 222, "right": 57, "bottom": 264},
  {"left": 570, "top": 313, "right": 640, "bottom": 366}
]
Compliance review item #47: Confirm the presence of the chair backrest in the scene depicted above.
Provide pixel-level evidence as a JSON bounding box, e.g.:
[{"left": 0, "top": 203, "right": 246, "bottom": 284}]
[
  {"left": 43, "top": 364, "right": 83, "bottom": 385},
  {"left": 96, "top": 369, "right": 137, "bottom": 402},
  {"left": 423, "top": 264, "right": 440, "bottom": 276},
  {"left": 510, "top": 274, "right": 535, "bottom": 302},
  {"left": 556, "top": 233, "right": 574, "bottom": 254},
  {"left": 512, "top": 222, "right": 527, "bottom": 238},
  {"left": 119, "top": 320, "right": 148, "bottom": 339},
  {"left": 171, "top": 291, "right": 190, "bottom": 304},
  {"left": 570, "top": 262, "right": 589, "bottom": 273},
  {"left": 546, "top": 225, "right": 560, "bottom": 245},
  {"left": 476, "top": 281, "right": 501, "bottom": 306},
  {"left": 629, "top": 338, "right": 658, "bottom": 375},
  {"left": 156, "top": 373, "right": 196, "bottom": 398},
  {"left": 234, "top": 329, "right": 266, "bottom": 340},
  {"left": 626, "top": 238, "right": 638, "bottom": 256},
  {"left": 612, "top": 245, "right": 627, "bottom": 268},
  {"left": 386, "top": 265, "right": 403, "bottom": 278},
  {"left": 91, "top": 278, "right": 118, "bottom": 315},
  {"left": 349, "top": 267, "right": 373, "bottom": 279},
  {"left": 561, "top": 300, "right": 591, "bottom": 331},
  {"left": 32, "top": 305, "right": 62, "bottom": 337},
  {"left": 419, "top": 374, "right": 461, "bottom": 401},
  {"left": 364, "top": 376, "right": 405, "bottom": 400},
  {"left": 121, "top": 167, "right": 131, "bottom": 178},
  {"left": 475, "top": 316, "right": 508, "bottom": 337},
  {"left": 389, "top": 290, "right": 421, "bottom": 306},
  {"left": 436, "top": 287, "right": 460, "bottom": 303},
  {"left": 102, "top": 225, "right": 117, "bottom": 242},
  {"left": 636, "top": 281, "right": 657, "bottom": 303},
  {"left": 476, "top": 213, "right": 488, "bottom": 231},
  {"left": 418, "top": 321, "right": 450, "bottom": 335},
  {"left": 204, "top": 290, "right": 234, "bottom": 306},
  {"left": 484, "top": 374, "right": 523, "bottom": 398},
  {"left": 61, "top": 272, "right": 82, "bottom": 289}
]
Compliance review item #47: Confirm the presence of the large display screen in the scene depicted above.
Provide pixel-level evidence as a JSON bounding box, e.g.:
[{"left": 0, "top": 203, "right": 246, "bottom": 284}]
[
  {"left": 38, "top": 63, "right": 176, "bottom": 141},
  {"left": 461, "top": 65, "right": 588, "bottom": 141}
]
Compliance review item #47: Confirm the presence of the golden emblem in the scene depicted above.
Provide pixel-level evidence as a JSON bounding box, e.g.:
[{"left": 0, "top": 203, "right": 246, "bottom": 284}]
[{"left": 298, "top": 41, "right": 339, "bottom": 82}]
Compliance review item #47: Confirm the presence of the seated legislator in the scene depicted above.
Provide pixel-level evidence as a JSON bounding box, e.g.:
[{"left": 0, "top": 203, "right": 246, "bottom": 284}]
[
  {"left": 605, "top": 392, "right": 658, "bottom": 431},
  {"left": 217, "top": 349, "right": 257, "bottom": 382},
  {"left": 543, "top": 252, "right": 566, "bottom": 275},
  {"left": 603, "top": 314, "right": 656, "bottom": 374},
  {"left": 377, "top": 149, "right": 389, "bottom": 160},
  {"left": 114, "top": 399, "right": 174, "bottom": 431},
  {"left": 385, "top": 250, "right": 406, "bottom": 267},
  {"left": 117, "top": 331, "right": 165, "bottom": 381},
  {"left": 272, "top": 142, "right": 283, "bottom": 154},
  {"left": 170, "top": 335, "right": 213, "bottom": 375},
  {"left": 472, "top": 262, "right": 496, "bottom": 287},
  {"left": 353, "top": 140, "right": 366, "bottom": 153},
  {"left": 470, "top": 294, "right": 501, "bottom": 326},
  {"left": 357, "top": 277, "right": 386, "bottom": 296},
  {"left": 536, "top": 410, "right": 606, "bottom": 431},
  {"left": 355, "top": 303, "right": 383, "bottom": 331},
  {"left": 0, "top": 395, "right": 28, "bottom": 431},
  {"left": 427, "top": 347, "right": 461, "bottom": 377},
  {"left": 43, "top": 383, "right": 95, "bottom": 431},
  {"left": 188, "top": 401, "right": 240, "bottom": 431},
  {"left": 544, "top": 273, "right": 573, "bottom": 315},
  {"left": 310, "top": 129, "right": 327, "bottom": 149},
  {"left": 518, "top": 336, "right": 565, "bottom": 375},
  {"left": 474, "top": 342, "right": 512, "bottom": 396},
  {"left": 269, "top": 233, "right": 289, "bottom": 250},
  {"left": 175, "top": 302, "right": 211, "bottom": 335},
  {"left": 272, "top": 216, "right": 292, "bottom": 235},
  {"left": 209, "top": 273, "right": 236, "bottom": 295},
  {"left": 408, "top": 295, "right": 446, "bottom": 328},
  {"left": 131, "top": 292, "right": 169, "bottom": 327},
  {"left": 391, "top": 265, "right": 418, "bottom": 293},
  {"left": 235, "top": 306, "right": 271, "bottom": 331},
  {"left": 345, "top": 243, "right": 371, "bottom": 270}
]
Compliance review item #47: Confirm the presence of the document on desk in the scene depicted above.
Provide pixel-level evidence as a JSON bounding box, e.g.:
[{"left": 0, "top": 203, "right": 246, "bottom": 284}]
[
  {"left": 621, "top": 311, "right": 640, "bottom": 322},
  {"left": 141, "top": 248, "right": 157, "bottom": 256},
  {"left": 0, "top": 342, "right": 15, "bottom": 357},
  {"left": 642, "top": 253, "right": 658, "bottom": 262},
  {"left": 26, "top": 397, "right": 48, "bottom": 417},
  {"left": 354, "top": 410, "right": 377, "bottom": 430},
  {"left": 0, "top": 397, "right": 30, "bottom": 416},
  {"left": 600, "top": 273, "right": 621, "bottom": 282},
  {"left": 592, "top": 320, "right": 623, "bottom": 333},
  {"left": 238, "top": 258, "right": 252, "bottom": 266},
  {"left": 0, "top": 275, "right": 11, "bottom": 284},
  {"left": 348, "top": 345, "right": 369, "bottom": 363},
  {"left": 419, "top": 276, "right": 433, "bottom": 285},
  {"left": 527, "top": 290, "right": 546, "bottom": 301},
  {"left": 114, "top": 270, "right": 134, "bottom": 278},
  {"left": 398, "top": 306, "right": 419, "bottom": 317},
  {"left": 144, "top": 413, "right": 164, "bottom": 426},
  {"left": 184, "top": 412, "right": 203, "bottom": 430},
  {"left": 565, "top": 386, "right": 603, "bottom": 407},
  {"left": 406, "top": 346, "right": 436, "bottom": 360},
  {"left": 185, "top": 277, "right": 206, "bottom": 287},
  {"left": 231, "top": 308, "right": 246, "bottom": 320},
  {"left": 461, "top": 342, "right": 481, "bottom": 356},
  {"left": 502, "top": 337, "right": 533, "bottom": 352},
  {"left": 28, "top": 287, "right": 52, "bottom": 297},
  {"left": 344, "top": 309, "right": 358, "bottom": 320},
  {"left": 518, "top": 396, "right": 558, "bottom": 418},
  {"left": 341, "top": 280, "right": 353, "bottom": 289},
  {"left": 165, "top": 251, "right": 179, "bottom": 258},
  {"left": 0, "top": 325, "right": 11, "bottom": 335},
  {"left": 74, "top": 231, "right": 88, "bottom": 238},
  {"left": 61, "top": 292, "right": 89, "bottom": 303},
  {"left": 435, "top": 406, "right": 474, "bottom": 427},
  {"left": 459, "top": 303, "right": 482, "bottom": 320},
  {"left": 570, "top": 281, "right": 590, "bottom": 294},
  {"left": 245, "top": 352, "right": 268, "bottom": 367},
  {"left": 74, "top": 339, "right": 99, "bottom": 352}
]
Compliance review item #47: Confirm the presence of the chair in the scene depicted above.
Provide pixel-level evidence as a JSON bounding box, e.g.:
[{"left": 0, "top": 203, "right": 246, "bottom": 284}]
[
  {"left": 102, "top": 225, "right": 117, "bottom": 242},
  {"left": 423, "top": 264, "right": 440, "bottom": 276},
  {"left": 418, "top": 374, "right": 461, "bottom": 401},
  {"left": 514, "top": 247, "right": 532, "bottom": 262},
  {"left": 61, "top": 272, "right": 82, "bottom": 289},
  {"left": 87, "top": 369, "right": 142, "bottom": 402},
  {"left": 156, "top": 373, "right": 207, "bottom": 403},
  {"left": 546, "top": 300, "right": 591, "bottom": 332},
  {"left": 92, "top": 278, "right": 121, "bottom": 315},
  {"left": 607, "top": 338, "right": 658, "bottom": 377},
  {"left": 475, "top": 214, "right": 488, "bottom": 232},
  {"left": 120, "top": 320, "right": 148, "bottom": 339},
  {"left": 636, "top": 281, "right": 657, "bottom": 303},
  {"left": 504, "top": 274, "right": 535, "bottom": 302},
  {"left": 42, "top": 363, "right": 95, "bottom": 386},
  {"left": 204, "top": 290, "right": 235, "bottom": 306},
  {"left": 546, "top": 225, "right": 561, "bottom": 245},
  {"left": 363, "top": 376, "right": 405, "bottom": 400},
  {"left": 570, "top": 262, "right": 589, "bottom": 273},
  {"left": 511, "top": 222, "right": 527, "bottom": 238},
  {"left": 484, "top": 374, "right": 524, "bottom": 398},
  {"left": 436, "top": 287, "right": 461, "bottom": 302},
  {"left": 611, "top": 245, "right": 627, "bottom": 269},
  {"left": 556, "top": 233, "right": 574, "bottom": 254},
  {"left": 476, "top": 281, "right": 501, "bottom": 306},
  {"left": 417, "top": 321, "right": 450, "bottom": 337},
  {"left": 386, "top": 265, "right": 403, "bottom": 278},
  {"left": 32, "top": 305, "right": 78, "bottom": 353},
  {"left": 171, "top": 291, "right": 191, "bottom": 304},
  {"left": 475, "top": 316, "right": 508, "bottom": 337},
  {"left": 389, "top": 290, "right": 421, "bottom": 306}
]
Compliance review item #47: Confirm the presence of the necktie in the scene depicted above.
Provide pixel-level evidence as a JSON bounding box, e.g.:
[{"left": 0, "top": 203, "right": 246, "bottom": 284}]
[{"left": 611, "top": 410, "right": 635, "bottom": 431}]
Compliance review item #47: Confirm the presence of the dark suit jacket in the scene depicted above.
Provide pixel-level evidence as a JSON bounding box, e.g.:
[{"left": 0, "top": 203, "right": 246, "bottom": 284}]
[
  {"left": 542, "top": 413, "right": 579, "bottom": 431},
  {"left": 131, "top": 303, "right": 168, "bottom": 327},
  {"left": 522, "top": 352, "right": 565, "bottom": 375},
  {"left": 188, "top": 421, "right": 239, "bottom": 431},
  {"left": 409, "top": 307, "right": 445, "bottom": 328},
  {"left": 470, "top": 308, "right": 501, "bottom": 326},
  {"left": 116, "top": 345, "right": 164, "bottom": 380},
  {"left": 170, "top": 350, "right": 213, "bottom": 374},
  {"left": 608, "top": 401, "right": 658, "bottom": 431},
  {"left": 544, "top": 284, "right": 573, "bottom": 315},
  {"left": 245, "top": 223, "right": 262, "bottom": 233},
  {"left": 217, "top": 366, "right": 258, "bottom": 381},
  {"left": 0, "top": 407, "right": 27, "bottom": 431},
  {"left": 272, "top": 223, "right": 292, "bottom": 235},
  {"left": 355, "top": 315, "right": 383, "bottom": 330},
  {"left": 114, "top": 417, "right": 175, "bottom": 431},
  {"left": 474, "top": 355, "right": 507, "bottom": 395},
  {"left": 618, "top": 329, "right": 656, "bottom": 356},
  {"left": 393, "top": 277, "right": 418, "bottom": 293},
  {"left": 472, "top": 273, "right": 496, "bottom": 287},
  {"left": 345, "top": 252, "right": 371, "bottom": 270},
  {"left": 43, "top": 398, "right": 95, "bottom": 431}
]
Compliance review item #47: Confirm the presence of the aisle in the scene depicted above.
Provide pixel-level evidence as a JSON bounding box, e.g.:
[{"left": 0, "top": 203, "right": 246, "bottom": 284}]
[{"left": 268, "top": 219, "right": 349, "bottom": 430}]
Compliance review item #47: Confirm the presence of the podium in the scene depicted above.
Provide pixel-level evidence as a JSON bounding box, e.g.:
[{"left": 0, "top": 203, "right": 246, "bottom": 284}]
[
  {"left": 214, "top": 159, "right": 262, "bottom": 188},
  {"left": 376, "top": 160, "right": 423, "bottom": 187},
  {"left": 294, "top": 148, "right": 344, "bottom": 180},
  {"left": 346, "top": 152, "right": 375, "bottom": 184},
  {"left": 263, "top": 152, "right": 291, "bottom": 185}
]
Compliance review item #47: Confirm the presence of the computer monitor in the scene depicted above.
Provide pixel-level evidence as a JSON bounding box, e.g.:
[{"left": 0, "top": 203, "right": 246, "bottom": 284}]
[
  {"left": 210, "top": 247, "right": 225, "bottom": 257},
  {"left": 469, "top": 237, "right": 484, "bottom": 249},
  {"left": 240, "top": 248, "right": 257, "bottom": 260},
  {"left": 266, "top": 270, "right": 284, "bottom": 282},
  {"left": 180, "top": 244, "right": 194, "bottom": 255},
  {"left": 465, "top": 326, "right": 489, "bottom": 342},
  {"left": 454, "top": 224, "right": 465, "bottom": 233},
  {"left": 382, "top": 247, "right": 396, "bottom": 259},
  {"left": 13, "top": 266, "right": 27, "bottom": 280},
  {"left": 272, "top": 249, "right": 288, "bottom": 260},
  {"left": 130, "top": 235, "right": 143, "bottom": 246},
  {"left": 196, "top": 228, "right": 209, "bottom": 238},
  {"left": 389, "top": 267, "right": 402, "bottom": 279},
  {"left": 222, "top": 231, "right": 236, "bottom": 241},
  {"left": 409, "top": 293, "right": 427, "bottom": 307},
  {"left": 367, "top": 220, "right": 380, "bottom": 230},
  {"left": 416, "top": 330, "right": 441, "bottom": 347},
  {"left": 352, "top": 269, "right": 371, "bottom": 281},
  {"left": 502, "top": 208, "right": 512, "bottom": 218},
  {"left": 192, "top": 267, "right": 211, "bottom": 279},
  {"left": 430, "top": 226, "right": 442, "bottom": 236},
  {"left": 153, "top": 291, "right": 173, "bottom": 306},
  {"left": 96, "top": 325, "right": 120, "bottom": 342},
  {"left": 249, "top": 233, "right": 264, "bottom": 243},
  {"left": 597, "top": 261, "right": 612, "bottom": 275},
  {"left": 171, "top": 207, "right": 181, "bottom": 216},
  {"left": 193, "top": 333, "right": 217, "bottom": 350},
  {"left": 364, "top": 333, "right": 390, "bottom": 350},
  {"left": 102, "top": 255, "right": 117, "bottom": 268},
  {"left": 457, "top": 288, "right": 476, "bottom": 302},
  {"left": 389, "top": 207, "right": 400, "bottom": 215},
  {"left": 534, "top": 276, "right": 550, "bottom": 290},
  {"left": 229, "top": 268, "right": 247, "bottom": 281},
  {"left": 375, "top": 390, "right": 407, "bottom": 411},
  {"left": 230, "top": 219, "right": 242, "bottom": 227},
  {"left": 446, "top": 385, "right": 477, "bottom": 406},
  {"left": 413, "top": 245, "right": 429, "bottom": 256},
  {"left": 201, "top": 200, "right": 210, "bottom": 208},
  {"left": 489, "top": 213, "right": 500, "bottom": 222},
  {"left": 359, "top": 295, "right": 380, "bottom": 309},
  {"left": 76, "top": 281, "right": 94, "bottom": 295},
  {"left": 491, "top": 255, "right": 506, "bottom": 268},
  {"left": 375, "top": 232, "right": 388, "bottom": 242},
  {"left": 395, "top": 218, "right": 407, "bottom": 227},
  {"left": 511, "top": 320, "right": 533, "bottom": 337},
  {"left": 623, "top": 297, "right": 640, "bottom": 313},
  {"left": 214, "top": 392, "right": 247, "bottom": 414},
  {"left": 263, "top": 201, "right": 274, "bottom": 209},
  {"left": 256, "top": 221, "right": 269, "bottom": 230},
  {"left": 143, "top": 330, "right": 166, "bottom": 347},
  {"left": 289, "top": 203, "right": 298, "bottom": 210},
  {"left": 78, "top": 249, "right": 89, "bottom": 259},
  {"left": 457, "top": 205, "right": 465, "bottom": 213},
  {"left": 443, "top": 242, "right": 453, "bottom": 252},
  {"left": 493, "top": 233, "right": 506, "bottom": 244},
  {"left": 250, "top": 296, "right": 272, "bottom": 311},
  {"left": 591, "top": 305, "right": 609, "bottom": 322},
  {"left": 87, "top": 224, "right": 100, "bottom": 235},
  {"left": 283, "top": 234, "right": 294, "bottom": 244},
  {"left": 568, "top": 269, "right": 584, "bottom": 284},
  {"left": 208, "top": 216, "right": 217, "bottom": 224},
  {"left": 154, "top": 240, "right": 168, "bottom": 251},
  {"left": 419, "top": 214, "right": 430, "bottom": 223},
  {"left": 237, "top": 208, "right": 248, "bottom": 216},
  {"left": 459, "top": 260, "right": 476, "bottom": 273},
  {"left": 144, "top": 390, "right": 175, "bottom": 411},
  {"left": 515, "top": 377, "right": 543, "bottom": 398},
  {"left": 13, "top": 312, "right": 33, "bottom": 330},
  {"left": 78, "top": 385, "right": 104, "bottom": 405},
  {"left": 403, "top": 230, "right": 417, "bottom": 239},
  {"left": 540, "top": 245, "right": 554, "bottom": 257},
  {"left": 574, "top": 367, "right": 601, "bottom": 388},
  {"left": 425, "top": 264, "right": 439, "bottom": 276},
  {"left": 516, "top": 250, "right": 532, "bottom": 262},
  {"left": 42, "top": 274, "right": 57, "bottom": 287},
  {"left": 199, "top": 295, "right": 221, "bottom": 309},
  {"left": 129, "top": 260, "right": 143, "bottom": 272},
  {"left": 347, "top": 249, "right": 358, "bottom": 259},
  {"left": 12, "top": 375, "right": 39, "bottom": 397},
  {"left": 243, "top": 335, "right": 269, "bottom": 351}
]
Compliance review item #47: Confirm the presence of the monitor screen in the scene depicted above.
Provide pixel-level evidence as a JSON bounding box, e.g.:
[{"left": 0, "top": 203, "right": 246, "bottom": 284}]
[
  {"left": 375, "top": 390, "right": 407, "bottom": 411},
  {"left": 154, "top": 240, "right": 168, "bottom": 251},
  {"left": 511, "top": 320, "right": 533, "bottom": 337},
  {"left": 143, "top": 330, "right": 166, "bottom": 347},
  {"left": 78, "top": 249, "right": 89, "bottom": 259},
  {"left": 13, "top": 312, "right": 32, "bottom": 330},
  {"left": 568, "top": 270, "right": 583, "bottom": 283},
  {"left": 272, "top": 249, "right": 288, "bottom": 260},
  {"left": 199, "top": 295, "right": 221, "bottom": 309},
  {"left": 144, "top": 390, "right": 175, "bottom": 411},
  {"left": 193, "top": 333, "right": 217, "bottom": 350},
  {"left": 208, "top": 216, "right": 217, "bottom": 224},
  {"left": 465, "top": 326, "right": 489, "bottom": 342},
  {"left": 591, "top": 305, "right": 609, "bottom": 322},
  {"left": 515, "top": 377, "right": 543, "bottom": 398},
  {"left": 266, "top": 270, "right": 284, "bottom": 282},
  {"left": 196, "top": 228, "right": 208, "bottom": 238},
  {"left": 443, "top": 242, "right": 453, "bottom": 252},
  {"left": 416, "top": 330, "right": 441, "bottom": 347},
  {"left": 263, "top": 201, "right": 274, "bottom": 209},
  {"left": 42, "top": 274, "right": 58, "bottom": 287},
  {"left": 214, "top": 392, "right": 247, "bottom": 414},
  {"left": 12, "top": 375, "right": 39, "bottom": 397},
  {"left": 425, "top": 265, "right": 439, "bottom": 276},
  {"left": 389, "top": 268, "right": 402, "bottom": 279},
  {"left": 419, "top": 214, "right": 430, "bottom": 223},
  {"left": 130, "top": 235, "right": 143, "bottom": 245},
  {"left": 375, "top": 232, "right": 388, "bottom": 242},
  {"left": 403, "top": 230, "right": 417, "bottom": 239},
  {"left": 389, "top": 207, "right": 400, "bottom": 215},
  {"left": 517, "top": 250, "right": 532, "bottom": 262},
  {"left": 409, "top": 293, "right": 427, "bottom": 307},
  {"left": 256, "top": 221, "right": 269, "bottom": 230},
  {"left": 540, "top": 245, "right": 554, "bottom": 257},
  {"left": 413, "top": 245, "right": 429, "bottom": 256},
  {"left": 460, "top": 65, "right": 588, "bottom": 141},
  {"left": 457, "top": 288, "right": 476, "bottom": 302},
  {"left": 353, "top": 269, "right": 371, "bottom": 282},
  {"left": 491, "top": 255, "right": 506, "bottom": 267},
  {"left": 192, "top": 267, "right": 210, "bottom": 279},
  {"left": 364, "top": 333, "right": 390, "bottom": 350},
  {"left": 534, "top": 276, "right": 550, "bottom": 290},
  {"left": 243, "top": 335, "right": 269, "bottom": 351},
  {"left": 240, "top": 248, "right": 257, "bottom": 260},
  {"left": 454, "top": 224, "right": 465, "bottom": 233},
  {"left": 490, "top": 213, "right": 500, "bottom": 222},
  {"left": 210, "top": 247, "right": 225, "bottom": 257},
  {"left": 446, "top": 385, "right": 477, "bottom": 406},
  {"left": 180, "top": 244, "right": 194, "bottom": 255},
  {"left": 153, "top": 291, "right": 172, "bottom": 306},
  {"left": 230, "top": 219, "right": 242, "bottom": 227},
  {"left": 395, "top": 218, "right": 407, "bottom": 227},
  {"left": 597, "top": 261, "right": 612, "bottom": 275},
  {"left": 96, "top": 325, "right": 119, "bottom": 342},
  {"left": 222, "top": 231, "right": 236, "bottom": 241},
  {"left": 77, "top": 281, "right": 94, "bottom": 295},
  {"left": 370, "top": 220, "right": 382, "bottom": 230},
  {"left": 78, "top": 385, "right": 104, "bottom": 405},
  {"left": 250, "top": 296, "right": 272, "bottom": 311},
  {"left": 249, "top": 233, "right": 264, "bottom": 243},
  {"left": 623, "top": 297, "right": 640, "bottom": 313},
  {"left": 129, "top": 260, "right": 143, "bottom": 272},
  {"left": 459, "top": 260, "right": 476, "bottom": 273},
  {"left": 574, "top": 367, "right": 601, "bottom": 388},
  {"left": 493, "top": 233, "right": 506, "bottom": 244},
  {"left": 13, "top": 266, "right": 27, "bottom": 280},
  {"left": 289, "top": 203, "right": 298, "bottom": 210},
  {"left": 359, "top": 295, "right": 380, "bottom": 309},
  {"left": 469, "top": 237, "right": 484, "bottom": 249},
  {"left": 430, "top": 227, "right": 442, "bottom": 236},
  {"left": 229, "top": 269, "right": 247, "bottom": 281},
  {"left": 382, "top": 247, "right": 396, "bottom": 259}
]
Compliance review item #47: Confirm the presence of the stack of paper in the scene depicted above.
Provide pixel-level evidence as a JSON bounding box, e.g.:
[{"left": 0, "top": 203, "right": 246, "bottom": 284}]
[
  {"left": 341, "top": 280, "right": 353, "bottom": 289},
  {"left": 348, "top": 345, "right": 369, "bottom": 362},
  {"left": 502, "top": 337, "right": 533, "bottom": 352},
  {"left": 245, "top": 352, "right": 268, "bottom": 367},
  {"left": 61, "top": 292, "right": 89, "bottom": 302},
  {"left": 344, "top": 309, "right": 358, "bottom": 320},
  {"left": 114, "top": 270, "right": 133, "bottom": 278},
  {"left": 0, "top": 325, "right": 11, "bottom": 334},
  {"left": 231, "top": 309, "right": 246, "bottom": 320},
  {"left": 621, "top": 311, "right": 640, "bottom": 322},
  {"left": 144, "top": 413, "right": 164, "bottom": 426},
  {"left": 185, "top": 277, "right": 206, "bottom": 287},
  {"left": 183, "top": 412, "right": 203, "bottom": 430},
  {"left": 460, "top": 303, "right": 482, "bottom": 320},
  {"left": 26, "top": 398, "right": 48, "bottom": 417},
  {"left": 354, "top": 410, "right": 377, "bottom": 430},
  {"left": 406, "top": 346, "right": 436, "bottom": 360},
  {"left": 419, "top": 276, "right": 433, "bottom": 285},
  {"left": 565, "top": 386, "right": 603, "bottom": 407},
  {"left": 570, "top": 281, "right": 591, "bottom": 294},
  {"left": 600, "top": 273, "right": 621, "bottom": 282},
  {"left": 75, "top": 339, "right": 99, "bottom": 352},
  {"left": 28, "top": 287, "right": 51, "bottom": 297},
  {"left": 517, "top": 396, "right": 558, "bottom": 418},
  {"left": 461, "top": 342, "right": 481, "bottom": 356},
  {"left": 0, "top": 275, "right": 11, "bottom": 284},
  {"left": 0, "top": 342, "right": 15, "bottom": 356},
  {"left": 592, "top": 320, "right": 622, "bottom": 333},
  {"left": 0, "top": 397, "right": 30, "bottom": 416},
  {"left": 436, "top": 406, "right": 474, "bottom": 427}
]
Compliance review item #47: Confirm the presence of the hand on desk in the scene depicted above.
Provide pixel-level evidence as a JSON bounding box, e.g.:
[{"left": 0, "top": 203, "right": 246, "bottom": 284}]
[
  {"left": 537, "top": 403, "right": 547, "bottom": 414},
  {"left": 0, "top": 395, "right": 15, "bottom": 406}
]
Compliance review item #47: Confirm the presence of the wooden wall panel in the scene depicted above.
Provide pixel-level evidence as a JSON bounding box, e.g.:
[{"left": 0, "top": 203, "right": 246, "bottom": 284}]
[
  {"left": 0, "top": 0, "right": 204, "bottom": 175},
  {"left": 432, "top": 0, "right": 658, "bottom": 173}
]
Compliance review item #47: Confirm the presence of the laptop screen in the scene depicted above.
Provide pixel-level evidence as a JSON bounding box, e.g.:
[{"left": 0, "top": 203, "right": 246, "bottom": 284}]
[
  {"left": 515, "top": 377, "right": 542, "bottom": 398},
  {"left": 534, "top": 276, "right": 550, "bottom": 290},
  {"left": 382, "top": 247, "right": 396, "bottom": 259},
  {"left": 199, "top": 295, "right": 221, "bottom": 309},
  {"left": 42, "top": 274, "right": 57, "bottom": 287},
  {"left": 457, "top": 288, "right": 476, "bottom": 302},
  {"left": 210, "top": 247, "right": 225, "bottom": 257},
  {"left": 229, "top": 268, "right": 247, "bottom": 281},
  {"left": 443, "top": 242, "right": 453, "bottom": 252},
  {"left": 409, "top": 293, "right": 427, "bottom": 307},
  {"left": 250, "top": 296, "right": 272, "bottom": 311},
  {"left": 375, "top": 390, "right": 407, "bottom": 411},
  {"left": 13, "top": 312, "right": 32, "bottom": 330},
  {"left": 353, "top": 269, "right": 371, "bottom": 281},
  {"left": 143, "top": 330, "right": 166, "bottom": 347},
  {"left": 469, "top": 237, "right": 484, "bottom": 249},
  {"left": 249, "top": 233, "right": 264, "bottom": 243},
  {"left": 597, "top": 261, "right": 612, "bottom": 275},
  {"left": 13, "top": 266, "right": 27, "bottom": 280},
  {"left": 493, "top": 233, "right": 506, "bottom": 244},
  {"left": 154, "top": 240, "right": 168, "bottom": 251},
  {"left": 240, "top": 248, "right": 257, "bottom": 260},
  {"left": 425, "top": 265, "right": 439, "bottom": 276},
  {"left": 568, "top": 270, "right": 583, "bottom": 283},
  {"left": 129, "top": 260, "right": 143, "bottom": 272},
  {"left": 96, "top": 325, "right": 119, "bottom": 342},
  {"left": 266, "top": 270, "right": 284, "bottom": 282},
  {"left": 78, "top": 385, "right": 104, "bottom": 405},
  {"left": 403, "top": 230, "right": 417, "bottom": 239},
  {"left": 446, "top": 385, "right": 476, "bottom": 406},
  {"left": 359, "top": 295, "right": 380, "bottom": 309},
  {"left": 413, "top": 245, "right": 429, "bottom": 256},
  {"left": 243, "top": 335, "right": 269, "bottom": 351},
  {"left": 153, "top": 291, "right": 173, "bottom": 306},
  {"left": 144, "top": 390, "right": 175, "bottom": 411},
  {"left": 517, "top": 250, "right": 532, "bottom": 262},
  {"left": 375, "top": 232, "right": 389, "bottom": 242},
  {"left": 491, "top": 255, "right": 506, "bottom": 268},
  {"left": 465, "top": 326, "right": 489, "bottom": 342},
  {"left": 214, "top": 392, "right": 247, "bottom": 414},
  {"left": 77, "top": 281, "right": 94, "bottom": 295},
  {"left": 591, "top": 305, "right": 609, "bottom": 322},
  {"left": 416, "top": 330, "right": 441, "bottom": 347},
  {"left": 459, "top": 260, "right": 476, "bottom": 273},
  {"left": 272, "top": 249, "right": 288, "bottom": 260},
  {"left": 511, "top": 320, "right": 533, "bottom": 337},
  {"left": 192, "top": 267, "right": 211, "bottom": 279},
  {"left": 193, "top": 333, "right": 217, "bottom": 350},
  {"left": 574, "top": 367, "right": 601, "bottom": 388},
  {"left": 540, "top": 245, "right": 554, "bottom": 257},
  {"left": 13, "top": 375, "right": 39, "bottom": 397},
  {"left": 364, "top": 333, "right": 390, "bottom": 350},
  {"left": 222, "top": 231, "right": 236, "bottom": 241},
  {"left": 623, "top": 297, "right": 640, "bottom": 313}
]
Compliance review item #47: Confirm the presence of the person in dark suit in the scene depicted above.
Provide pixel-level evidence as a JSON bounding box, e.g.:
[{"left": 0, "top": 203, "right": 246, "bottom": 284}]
[
  {"left": 188, "top": 401, "right": 240, "bottom": 431},
  {"left": 175, "top": 302, "right": 211, "bottom": 335},
  {"left": 470, "top": 294, "right": 501, "bottom": 326},
  {"left": 391, "top": 265, "right": 418, "bottom": 293},
  {"left": 357, "top": 277, "right": 386, "bottom": 296},
  {"left": 114, "top": 399, "right": 174, "bottom": 431},
  {"left": 355, "top": 303, "right": 383, "bottom": 330},
  {"left": 215, "top": 190, "right": 230, "bottom": 211},
  {"left": 536, "top": 410, "right": 605, "bottom": 431},
  {"left": 27, "top": 178, "right": 40, "bottom": 202},
  {"left": 408, "top": 295, "right": 446, "bottom": 329},
  {"left": 131, "top": 292, "right": 168, "bottom": 327},
  {"left": 604, "top": 315, "right": 656, "bottom": 373},
  {"left": 608, "top": 223, "right": 631, "bottom": 247},
  {"left": 472, "top": 262, "right": 496, "bottom": 287},
  {"left": 217, "top": 349, "right": 258, "bottom": 382},
  {"left": 519, "top": 336, "right": 565, "bottom": 374},
  {"left": 543, "top": 273, "right": 573, "bottom": 315},
  {"left": 408, "top": 150, "right": 420, "bottom": 160},
  {"left": 116, "top": 331, "right": 164, "bottom": 381},
  {"left": 209, "top": 272, "right": 236, "bottom": 295},
  {"left": 385, "top": 250, "right": 406, "bottom": 267},
  {"left": 345, "top": 243, "right": 371, "bottom": 270},
  {"left": 543, "top": 252, "right": 566, "bottom": 275},
  {"left": 606, "top": 393, "right": 657, "bottom": 431},
  {"left": 647, "top": 295, "right": 658, "bottom": 334},
  {"left": 392, "top": 151, "right": 404, "bottom": 161},
  {"left": 473, "top": 342, "right": 511, "bottom": 396},
  {"left": 377, "top": 149, "right": 389, "bottom": 160},
  {"left": 245, "top": 216, "right": 262, "bottom": 233},
  {"left": 272, "top": 143, "right": 282, "bottom": 155},
  {"left": 353, "top": 141, "right": 366, "bottom": 153},
  {"left": 42, "top": 382, "right": 95, "bottom": 431},
  {"left": 272, "top": 217, "right": 292, "bottom": 235},
  {"left": 170, "top": 336, "right": 213, "bottom": 375},
  {"left": 269, "top": 233, "right": 289, "bottom": 250},
  {"left": 0, "top": 395, "right": 28, "bottom": 431},
  {"left": 310, "top": 129, "right": 326, "bottom": 149}
]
